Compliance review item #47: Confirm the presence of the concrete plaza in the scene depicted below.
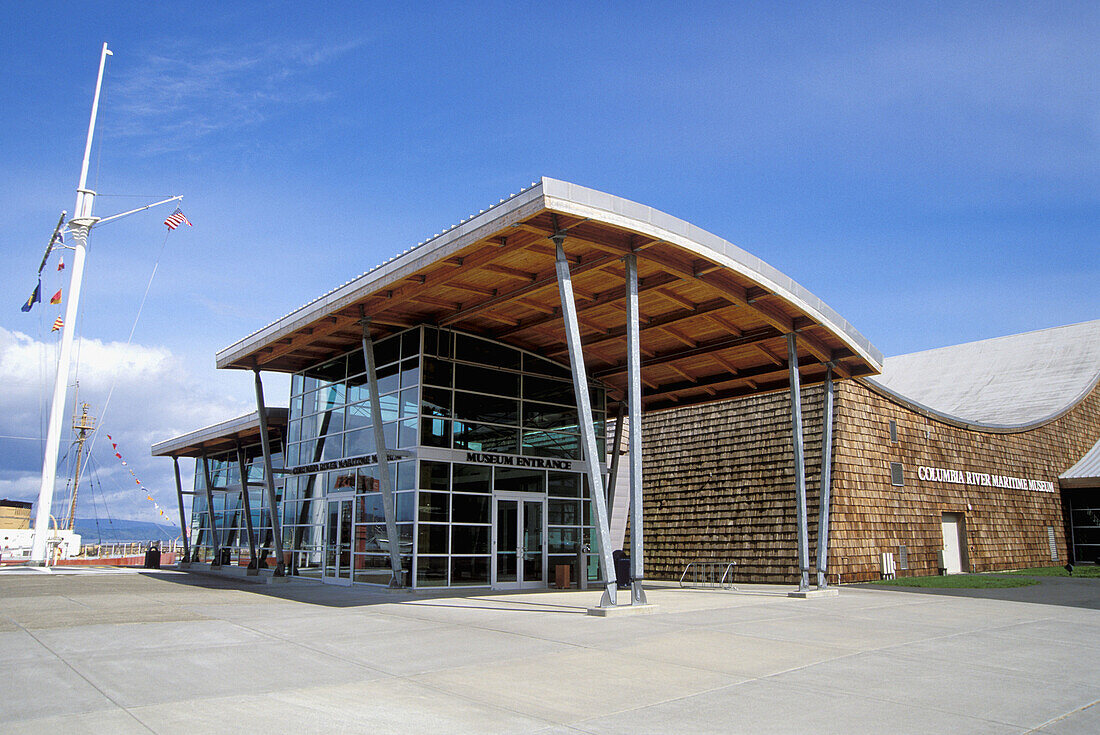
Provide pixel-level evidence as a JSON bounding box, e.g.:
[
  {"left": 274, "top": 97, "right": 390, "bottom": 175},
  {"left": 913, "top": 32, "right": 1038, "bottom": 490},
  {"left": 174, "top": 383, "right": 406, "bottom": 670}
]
[{"left": 1, "top": 568, "right": 1097, "bottom": 734}]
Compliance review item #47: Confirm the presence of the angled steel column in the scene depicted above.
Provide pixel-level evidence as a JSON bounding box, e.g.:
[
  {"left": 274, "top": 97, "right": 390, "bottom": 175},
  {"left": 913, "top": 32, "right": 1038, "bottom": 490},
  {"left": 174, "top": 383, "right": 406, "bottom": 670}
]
[
  {"left": 554, "top": 235, "right": 618, "bottom": 607},
  {"left": 234, "top": 443, "right": 259, "bottom": 574},
  {"left": 360, "top": 317, "right": 406, "bottom": 588},
  {"left": 786, "top": 333, "right": 810, "bottom": 591},
  {"left": 606, "top": 408, "right": 625, "bottom": 518},
  {"left": 252, "top": 370, "right": 286, "bottom": 576},
  {"left": 816, "top": 365, "right": 835, "bottom": 588},
  {"left": 625, "top": 253, "right": 648, "bottom": 605},
  {"left": 172, "top": 457, "right": 191, "bottom": 565},
  {"left": 200, "top": 454, "right": 222, "bottom": 568}
]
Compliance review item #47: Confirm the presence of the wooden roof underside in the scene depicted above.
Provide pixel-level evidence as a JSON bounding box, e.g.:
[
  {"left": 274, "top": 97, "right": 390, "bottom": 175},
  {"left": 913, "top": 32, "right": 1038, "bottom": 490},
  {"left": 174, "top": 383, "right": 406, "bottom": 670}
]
[{"left": 226, "top": 210, "right": 878, "bottom": 412}]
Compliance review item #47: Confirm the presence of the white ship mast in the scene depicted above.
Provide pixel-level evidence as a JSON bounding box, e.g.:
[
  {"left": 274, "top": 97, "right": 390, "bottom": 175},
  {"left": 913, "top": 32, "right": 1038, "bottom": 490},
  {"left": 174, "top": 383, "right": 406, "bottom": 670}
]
[{"left": 30, "top": 43, "right": 112, "bottom": 564}]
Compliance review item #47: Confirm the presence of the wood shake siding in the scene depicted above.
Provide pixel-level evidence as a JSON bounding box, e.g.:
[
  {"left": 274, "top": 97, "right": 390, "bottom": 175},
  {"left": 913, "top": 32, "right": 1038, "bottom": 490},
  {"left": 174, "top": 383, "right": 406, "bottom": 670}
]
[{"left": 641, "top": 378, "right": 1100, "bottom": 584}]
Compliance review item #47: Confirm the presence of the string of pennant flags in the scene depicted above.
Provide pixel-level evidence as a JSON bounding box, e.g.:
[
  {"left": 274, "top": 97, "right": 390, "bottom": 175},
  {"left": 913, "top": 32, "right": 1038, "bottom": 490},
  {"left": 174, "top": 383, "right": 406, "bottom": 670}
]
[{"left": 106, "top": 432, "right": 179, "bottom": 528}]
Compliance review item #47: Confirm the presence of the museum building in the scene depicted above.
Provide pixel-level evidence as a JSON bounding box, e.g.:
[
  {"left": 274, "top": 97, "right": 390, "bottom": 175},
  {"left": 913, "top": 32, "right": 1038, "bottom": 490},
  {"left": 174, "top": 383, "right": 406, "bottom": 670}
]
[{"left": 151, "top": 178, "right": 1099, "bottom": 597}]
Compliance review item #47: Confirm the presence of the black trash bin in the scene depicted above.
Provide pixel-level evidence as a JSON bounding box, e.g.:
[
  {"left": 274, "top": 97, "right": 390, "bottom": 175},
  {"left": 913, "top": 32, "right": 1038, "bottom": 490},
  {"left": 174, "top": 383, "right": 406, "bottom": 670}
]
[
  {"left": 143, "top": 543, "right": 161, "bottom": 569},
  {"left": 219, "top": 548, "right": 232, "bottom": 565},
  {"left": 612, "top": 549, "right": 632, "bottom": 589}
]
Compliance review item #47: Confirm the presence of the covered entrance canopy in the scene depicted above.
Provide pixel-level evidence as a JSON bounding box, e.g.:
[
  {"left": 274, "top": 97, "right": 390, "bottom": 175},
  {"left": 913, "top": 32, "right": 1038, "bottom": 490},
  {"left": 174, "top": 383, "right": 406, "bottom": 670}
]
[
  {"left": 216, "top": 178, "right": 882, "bottom": 407},
  {"left": 214, "top": 178, "right": 883, "bottom": 604}
]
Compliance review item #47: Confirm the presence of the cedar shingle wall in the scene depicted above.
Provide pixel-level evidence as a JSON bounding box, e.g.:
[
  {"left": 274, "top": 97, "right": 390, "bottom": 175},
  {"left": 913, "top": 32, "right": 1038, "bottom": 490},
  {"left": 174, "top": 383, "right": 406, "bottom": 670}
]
[{"left": 642, "top": 379, "right": 1100, "bottom": 584}]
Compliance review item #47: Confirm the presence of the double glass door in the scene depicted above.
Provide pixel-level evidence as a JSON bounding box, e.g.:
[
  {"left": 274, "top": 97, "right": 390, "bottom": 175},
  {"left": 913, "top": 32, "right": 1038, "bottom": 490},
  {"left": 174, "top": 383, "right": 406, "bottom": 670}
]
[
  {"left": 493, "top": 494, "right": 546, "bottom": 589},
  {"left": 323, "top": 495, "right": 353, "bottom": 585}
]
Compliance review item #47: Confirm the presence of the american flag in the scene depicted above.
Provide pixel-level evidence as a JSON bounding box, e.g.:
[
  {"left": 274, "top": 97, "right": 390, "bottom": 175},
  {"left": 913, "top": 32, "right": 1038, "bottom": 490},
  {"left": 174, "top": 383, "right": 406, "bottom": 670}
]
[
  {"left": 51, "top": 316, "right": 63, "bottom": 332},
  {"left": 164, "top": 207, "right": 192, "bottom": 230}
]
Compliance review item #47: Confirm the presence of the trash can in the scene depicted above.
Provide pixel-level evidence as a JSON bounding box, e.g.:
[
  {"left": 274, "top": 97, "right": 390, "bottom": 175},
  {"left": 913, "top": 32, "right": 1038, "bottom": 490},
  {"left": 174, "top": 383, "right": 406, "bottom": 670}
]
[
  {"left": 613, "top": 549, "right": 632, "bottom": 589},
  {"left": 219, "top": 548, "right": 232, "bottom": 566},
  {"left": 143, "top": 543, "right": 161, "bottom": 569}
]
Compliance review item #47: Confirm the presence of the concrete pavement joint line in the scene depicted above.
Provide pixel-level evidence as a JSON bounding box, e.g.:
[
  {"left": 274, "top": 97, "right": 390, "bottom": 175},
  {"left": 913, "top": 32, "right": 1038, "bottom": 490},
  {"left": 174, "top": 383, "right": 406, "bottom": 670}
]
[
  {"left": 1023, "top": 698, "right": 1100, "bottom": 733},
  {"left": 12, "top": 620, "right": 156, "bottom": 734}
]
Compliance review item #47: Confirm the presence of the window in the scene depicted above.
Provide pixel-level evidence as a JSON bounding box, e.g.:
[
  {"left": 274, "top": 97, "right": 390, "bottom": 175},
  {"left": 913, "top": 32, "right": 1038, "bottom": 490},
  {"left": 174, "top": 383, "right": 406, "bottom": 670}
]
[
  {"left": 889, "top": 420, "right": 897, "bottom": 443},
  {"left": 890, "top": 462, "right": 904, "bottom": 487}
]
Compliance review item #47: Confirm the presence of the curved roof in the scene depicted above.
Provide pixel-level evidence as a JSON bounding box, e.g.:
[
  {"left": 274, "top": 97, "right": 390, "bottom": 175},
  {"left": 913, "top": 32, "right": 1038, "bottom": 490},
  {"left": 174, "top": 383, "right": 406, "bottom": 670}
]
[
  {"left": 216, "top": 178, "right": 882, "bottom": 410},
  {"left": 150, "top": 408, "right": 288, "bottom": 458},
  {"left": 865, "top": 319, "right": 1100, "bottom": 430}
]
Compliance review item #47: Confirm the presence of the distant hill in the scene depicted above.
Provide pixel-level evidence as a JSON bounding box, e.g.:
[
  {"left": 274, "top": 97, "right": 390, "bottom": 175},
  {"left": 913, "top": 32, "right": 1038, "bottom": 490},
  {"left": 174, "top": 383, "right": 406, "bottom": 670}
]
[{"left": 73, "top": 518, "right": 179, "bottom": 543}]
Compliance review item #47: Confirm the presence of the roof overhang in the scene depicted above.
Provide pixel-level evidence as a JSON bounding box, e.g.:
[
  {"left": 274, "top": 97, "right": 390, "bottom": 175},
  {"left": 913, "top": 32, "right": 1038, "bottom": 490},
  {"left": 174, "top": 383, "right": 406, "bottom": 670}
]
[
  {"left": 150, "top": 408, "right": 288, "bottom": 458},
  {"left": 216, "top": 178, "right": 883, "bottom": 410}
]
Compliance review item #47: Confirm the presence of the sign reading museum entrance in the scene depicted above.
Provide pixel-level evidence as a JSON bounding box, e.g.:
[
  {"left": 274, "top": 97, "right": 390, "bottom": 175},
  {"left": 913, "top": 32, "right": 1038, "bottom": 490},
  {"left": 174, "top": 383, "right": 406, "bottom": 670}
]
[{"left": 917, "top": 465, "right": 1055, "bottom": 493}]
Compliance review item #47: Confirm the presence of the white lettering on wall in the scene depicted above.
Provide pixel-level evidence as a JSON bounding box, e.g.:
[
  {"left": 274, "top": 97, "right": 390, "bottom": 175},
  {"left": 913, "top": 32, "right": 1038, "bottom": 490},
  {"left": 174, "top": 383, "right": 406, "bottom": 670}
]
[{"left": 916, "top": 465, "right": 1054, "bottom": 492}]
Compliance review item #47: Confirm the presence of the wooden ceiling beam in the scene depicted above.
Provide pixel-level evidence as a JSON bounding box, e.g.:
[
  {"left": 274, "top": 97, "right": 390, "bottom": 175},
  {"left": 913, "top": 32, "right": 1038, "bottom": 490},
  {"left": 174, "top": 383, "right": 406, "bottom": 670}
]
[
  {"left": 483, "top": 263, "right": 538, "bottom": 282},
  {"left": 641, "top": 355, "right": 819, "bottom": 401},
  {"left": 594, "top": 326, "right": 783, "bottom": 379},
  {"left": 549, "top": 297, "right": 732, "bottom": 357}
]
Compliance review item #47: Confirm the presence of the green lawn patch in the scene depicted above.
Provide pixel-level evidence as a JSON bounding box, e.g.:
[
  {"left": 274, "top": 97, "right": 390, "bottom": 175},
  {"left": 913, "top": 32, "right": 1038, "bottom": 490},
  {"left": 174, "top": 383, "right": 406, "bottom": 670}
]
[
  {"left": 995, "top": 565, "right": 1100, "bottom": 578},
  {"left": 870, "top": 574, "right": 1039, "bottom": 589}
]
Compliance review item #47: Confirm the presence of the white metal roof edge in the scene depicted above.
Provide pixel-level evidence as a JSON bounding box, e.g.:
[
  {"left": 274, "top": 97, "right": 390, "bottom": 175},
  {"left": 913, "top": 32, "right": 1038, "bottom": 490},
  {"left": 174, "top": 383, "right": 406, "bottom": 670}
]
[
  {"left": 216, "top": 177, "right": 884, "bottom": 371},
  {"left": 1060, "top": 436, "right": 1100, "bottom": 483},
  {"left": 861, "top": 369, "right": 1100, "bottom": 433},
  {"left": 149, "top": 407, "right": 289, "bottom": 457},
  {"left": 540, "top": 178, "right": 884, "bottom": 370}
]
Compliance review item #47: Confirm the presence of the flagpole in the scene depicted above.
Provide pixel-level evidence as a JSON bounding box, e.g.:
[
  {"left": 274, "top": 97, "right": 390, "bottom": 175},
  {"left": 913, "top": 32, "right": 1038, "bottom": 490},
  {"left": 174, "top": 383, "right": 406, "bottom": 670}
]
[{"left": 30, "top": 42, "right": 112, "bottom": 564}]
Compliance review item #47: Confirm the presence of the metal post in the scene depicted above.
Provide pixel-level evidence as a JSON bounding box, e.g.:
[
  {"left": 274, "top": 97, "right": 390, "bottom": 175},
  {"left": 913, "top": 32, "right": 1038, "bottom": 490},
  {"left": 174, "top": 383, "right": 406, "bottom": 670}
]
[
  {"left": 606, "top": 408, "right": 625, "bottom": 518},
  {"left": 235, "top": 443, "right": 259, "bottom": 574},
  {"left": 172, "top": 457, "right": 191, "bottom": 566},
  {"left": 816, "top": 365, "right": 835, "bottom": 588},
  {"left": 30, "top": 43, "right": 112, "bottom": 564},
  {"left": 787, "top": 333, "right": 810, "bottom": 591},
  {"left": 360, "top": 318, "right": 406, "bottom": 588},
  {"left": 252, "top": 371, "right": 286, "bottom": 576},
  {"left": 625, "top": 253, "right": 647, "bottom": 605},
  {"left": 201, "top": 454, "right": 222, "bottom": 568},
  {"left": 554, "top": 236, "right": 618, "bottom": 607}
]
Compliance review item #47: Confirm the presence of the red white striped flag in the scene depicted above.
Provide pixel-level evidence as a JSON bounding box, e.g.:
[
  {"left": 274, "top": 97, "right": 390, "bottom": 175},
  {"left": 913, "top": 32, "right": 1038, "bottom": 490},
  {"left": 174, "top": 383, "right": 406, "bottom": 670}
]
[
  {"left": 51, "top": 316, "right": 63, "bottom": 332},
  {"left": 164, "top": 207, "right": 192, "bottom": 230}
]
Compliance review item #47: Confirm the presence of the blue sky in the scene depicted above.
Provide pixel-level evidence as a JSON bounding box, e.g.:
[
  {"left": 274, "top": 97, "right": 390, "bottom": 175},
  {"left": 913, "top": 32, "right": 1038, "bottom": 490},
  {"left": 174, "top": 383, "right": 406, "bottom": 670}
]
[{"left": 1, "top": 2, "right": 1097, "bottom": 524}]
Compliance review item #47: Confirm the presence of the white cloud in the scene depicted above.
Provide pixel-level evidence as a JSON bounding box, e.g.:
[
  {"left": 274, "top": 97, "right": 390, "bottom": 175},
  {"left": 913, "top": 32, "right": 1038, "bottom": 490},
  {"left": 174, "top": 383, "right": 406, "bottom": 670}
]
[{"left": 0, "top": 326, "right": 251, "bottom": 528}]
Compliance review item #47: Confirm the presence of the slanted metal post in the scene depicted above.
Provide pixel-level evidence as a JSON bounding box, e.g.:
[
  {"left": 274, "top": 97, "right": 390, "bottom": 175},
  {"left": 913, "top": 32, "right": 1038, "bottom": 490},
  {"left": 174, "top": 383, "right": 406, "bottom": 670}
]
[
  {"left": 235, "top": 443, "right": 259, "bottom": 574},
  {"left": 606, "top": 408, "right": 625, "bottom": 518},
  {"left": 554, "top": 235, "right": 618, "bottom": 607},
  {"left": 625, "top": 253, "right": 647, "bottom": 605},
  {"left": 200, "top": 454, "right": 222, "bottom": 568},
  {"left": 360, "top": 317, "right": 406, "bottom": 588},
  {"left": 786, "top": 333, "right": 810, "bottom": 591},
  {"left": 172, "top": 457, "right": 190, "bottom": 566},
  {"left": 816, "top": 365, "right": 835, "bottom": 588},
  {"left": 252, "top": 370, "right": 286, "bottom": 576}
]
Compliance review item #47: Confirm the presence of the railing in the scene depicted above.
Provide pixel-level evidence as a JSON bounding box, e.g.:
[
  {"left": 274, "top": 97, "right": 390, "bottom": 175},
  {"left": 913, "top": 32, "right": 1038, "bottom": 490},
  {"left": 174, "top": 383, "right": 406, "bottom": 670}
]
[{"left": 679, "top": 561, "right": 738, "bottom": 590}]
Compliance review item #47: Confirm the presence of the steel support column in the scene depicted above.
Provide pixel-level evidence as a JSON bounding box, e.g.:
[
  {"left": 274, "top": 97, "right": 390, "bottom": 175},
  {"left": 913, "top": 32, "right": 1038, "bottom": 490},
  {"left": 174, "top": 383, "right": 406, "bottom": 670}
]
[
  {"left": 200, "top": 454, "right": 222, "bottom": 568},
  {"left": 786, "top": 333, "right": 811, "bottom": 591},
  {"left": 360, "top": 317, "right": 406, "bottom": 588},
  {"left": 172, "top": 457, "right": 190, "bottom": 565},
  {"left": 234, "top": 443, "right": 259, "bottom": 574},
  {"left": 816, "top": 365, "right": 835, "bottom": 588},
  {"left": 252, "top": 370, "right": 286, "bottom": 576},
  {"left": 554, "top": 235, "right": 618, "bottom": 607},
  {"left": 625, "top": 253, "right": 647, "bottom": 605}
]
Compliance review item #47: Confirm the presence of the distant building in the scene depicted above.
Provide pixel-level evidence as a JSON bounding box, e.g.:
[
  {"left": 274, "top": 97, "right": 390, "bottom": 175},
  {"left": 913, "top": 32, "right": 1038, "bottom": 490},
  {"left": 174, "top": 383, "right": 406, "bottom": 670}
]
[{"left": 0, "top": 499, "right": 32, "bottom": 530}]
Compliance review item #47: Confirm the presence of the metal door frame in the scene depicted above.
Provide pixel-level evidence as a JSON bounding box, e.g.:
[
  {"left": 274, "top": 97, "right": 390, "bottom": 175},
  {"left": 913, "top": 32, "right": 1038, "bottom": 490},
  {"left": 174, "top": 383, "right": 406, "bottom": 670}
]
[
  {"left": 322, "top": 493, "right": 355, "bottom": 586},
  {"left": 491, "top": 492, "right": 547, "bottom": 590}
]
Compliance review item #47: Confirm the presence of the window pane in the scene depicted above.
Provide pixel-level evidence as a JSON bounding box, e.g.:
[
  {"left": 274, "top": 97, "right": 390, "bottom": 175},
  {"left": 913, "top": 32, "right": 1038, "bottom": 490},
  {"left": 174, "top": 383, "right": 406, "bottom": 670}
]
[
  {"left": 356, "top": 494, "right": 385, "bottom": 524},
  {"left": 344, "top": 428, "right": 373, "bottom": 458},
  {"left": 455, "top": 364, "right": 518, "bottom": 397},
  {"left": 549, "top": 527, "right": 579, "bottom": 554},
  {"left": 416, "top": 556, "right": 448, "bottom": 587},
  {"left": 399, "top": 418, "right": 418, "bottom": 448},
  {"left": 451, "top": 524, "right": 490, "bottom": 554},
  {"left": 417, "top": 524, "right": 448, "bottom": 554},
  {"left": 346, "top": 350, "right": 365, "bottom": 378},
  {"left": 523, "top": 402, "right": 579, "bottom": 431},
  {"left": 452, "top": 493, "right": 490, "bottom": 524},
  {"left": 399, "top": 388, "right": 418, "bottom": 418},
  {"left": 548, "top": 472, "right": 581, "bottom": 497},
  {"left": 420, "top": 461, "right": 450, "bottom": 491},
  {"left": 450, "top": 556, "right": 489, "bottom": 586},
  {"left": 456, "top": 334, "right": 521, "bottom": 370},
  {"left": 423, "top": 357, "right": 452, "bottom": 387},
  {"left": 397, "top": 461, "right": 415, "bottom": 491},
  {"left": 454, "top": 391, "right": 519, "bottom": 426},
  {"left": 452, "top": 464, "right": 491, "bottom": 494},
  {"left": 422, "top": 387, "right": 451, "bottom": 417},
  {"left": 418, "top": 491, "right": 449, "bottom": 522},
  {"left": 373, "top": 336, "right": 399, "bottom": 367},
  {"left": 421, "top": 418, "right": 450, "bottom": 448},
  {"left": 453, "top": 422, "right": 518, "bottom": 454},
  {"left": 522, "top": 430, "right": 580, "bottom": 460},
  {"left": 523, "top": 375, "right": 573, "bottom": 404},
  {"left": 401, "top": 329, "right": 420, "bottom": 359},
  {"left": 548, "top": 498, "right": 580, "bottom": 525},
  {"left": 377, "top": 363, "right": 399, "bottom": 395},
  {"left": 495, "top": 468, "right": 545, "bottom": 493},
  {"left": 523, "top": 353, "right": 571, "bottom": 379},
  {"left": 400, "top": 359, "right": 419, "bottom": 389}
]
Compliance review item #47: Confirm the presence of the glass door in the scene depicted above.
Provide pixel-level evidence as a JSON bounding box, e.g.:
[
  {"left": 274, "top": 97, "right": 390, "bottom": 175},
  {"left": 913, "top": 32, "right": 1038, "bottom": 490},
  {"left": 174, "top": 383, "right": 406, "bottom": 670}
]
[
  {"left": 492, "top": 493, "right": 546, "bottom": 589},
  {"left": 323, "top": 496, "right": 353, "bottom": 585}
]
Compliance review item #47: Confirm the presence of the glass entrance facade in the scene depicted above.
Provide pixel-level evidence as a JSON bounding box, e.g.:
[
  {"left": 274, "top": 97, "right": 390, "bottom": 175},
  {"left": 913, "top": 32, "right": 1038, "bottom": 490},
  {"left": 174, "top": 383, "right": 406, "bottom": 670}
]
[{"left": 281, "top": 326, "right": 608, "bottom": 589}]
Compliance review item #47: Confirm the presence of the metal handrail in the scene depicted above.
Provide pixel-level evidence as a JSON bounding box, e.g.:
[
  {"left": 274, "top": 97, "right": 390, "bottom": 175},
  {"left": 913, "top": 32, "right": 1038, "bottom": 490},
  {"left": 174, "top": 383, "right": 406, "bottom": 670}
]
[{"left": 679, "top": 561, "right": 738, "bottom": 590}]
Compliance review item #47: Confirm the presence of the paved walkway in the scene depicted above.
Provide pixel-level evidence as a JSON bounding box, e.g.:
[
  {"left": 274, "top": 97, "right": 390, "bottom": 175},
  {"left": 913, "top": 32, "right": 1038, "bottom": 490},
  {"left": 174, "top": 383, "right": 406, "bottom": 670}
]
[{"left": 1, "top": 569, "right": 1097, "bottom": 734}]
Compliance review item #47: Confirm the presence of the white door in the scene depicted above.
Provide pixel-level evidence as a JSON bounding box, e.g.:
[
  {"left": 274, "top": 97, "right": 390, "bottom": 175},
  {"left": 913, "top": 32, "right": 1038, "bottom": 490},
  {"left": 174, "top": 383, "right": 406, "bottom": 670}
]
[
  {"left": 492, "top": 493, "right": 546, "bottom": 590},
  {"left": 941, "top": 513, "right": 967, "bottom": 574}
]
